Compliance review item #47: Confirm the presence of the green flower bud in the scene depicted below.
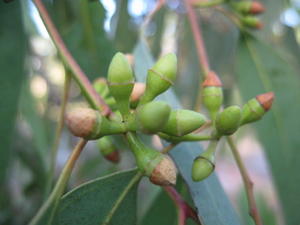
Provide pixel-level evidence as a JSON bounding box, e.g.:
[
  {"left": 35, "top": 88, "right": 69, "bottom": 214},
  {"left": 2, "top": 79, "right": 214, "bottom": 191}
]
[
  {"left": 97, "top": 136, "right": 120, "bottom": 163},
  {"left": 215, "top": 105, "right": 242, "bottom": 136},
  {"left": 126, "top": 133, "right": 177, "bottom": 186},
  {"left": 93, "top": 78, "right": 110, "bottom": 98},
  {"left": 232, "top": 1, "right": 265, "bottom": 14},
  {"left": 66, "top": 107, "right": 126, "bottom": 139},
  {"left": 136, "top": 101, "right": 171, "bottom": 134},
  {"left": 202, "top": 71, "right": 223, "bottom": 120},
  {"left": 162, "top": 110, "right": 207, "bottom": 136},
  {"left": 139, "top": 53, "right": 177, "bottom": 105},
  {"left": 241, "top": 92, "right": 274, "bottom": 125},
  {"left": 240, "top": 16, "right": 263, "bottom": 29},
  {"left": 107, "top": 52, "right": 134, "bottom": 117},
  {"left": 192, "top": 149, "right": 215, "bottom": 182}
]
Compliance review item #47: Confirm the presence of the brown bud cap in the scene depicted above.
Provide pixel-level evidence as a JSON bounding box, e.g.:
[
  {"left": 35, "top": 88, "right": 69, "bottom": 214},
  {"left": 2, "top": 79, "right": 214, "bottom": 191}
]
[
  {"left": 256, "top": 92, "right": 274, "bottom": 111},
  {"left": 202, "top": 71, "right": 222, "bottom": 87},
  {"left": 250, "top": 1, "right": 265, "bottom": 14},
  {"left": 104, "top": 150, "right": 120, "bottom": 163},
  {"left": 65, "top": 107, "right": 97, "bottom": 138},
  {"left": 150, "top": 156, "right": 177, "bottom": 186},
  {"left": 130, "top": 82, "right": 146, "bottom": 102}
]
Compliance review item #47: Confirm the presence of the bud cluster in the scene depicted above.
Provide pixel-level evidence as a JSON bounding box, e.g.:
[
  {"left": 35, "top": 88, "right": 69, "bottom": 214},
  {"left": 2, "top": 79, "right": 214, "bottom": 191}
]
[{"left": 65, "top": 52, "right": 274, "bottom": 186}]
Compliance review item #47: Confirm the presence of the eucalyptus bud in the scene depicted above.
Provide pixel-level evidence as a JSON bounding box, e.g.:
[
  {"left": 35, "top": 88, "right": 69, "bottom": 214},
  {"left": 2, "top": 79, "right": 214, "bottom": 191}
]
[
  {"left": 66, "top": 107, "right": 126, "bottom": 139},
  {"left": 192, "top": 141, "right": 217, "bottom": 182},
  {"left": 126, "top": 133, "right": 177, "bottom": 186},
  {"left": 202, "top": 71, "right": 223, "bottom": 120},
  {"left": 97, "top": 136, "right": 120, "bottom": 163},
  {"left": 107, "top": 52, "right": 134, "bottom": 117},
  {"left": 130, "top": 82, "right": 146, "bottom": 107},
  {"left": 162, "top": 110, "right": 207, "bottom": 136},
  {"left": 215, "top": 105, "right": 242, "bottom": 136},
  {"left": 136, "top": 101, "right": 171, "bottom": 134},
  {"left": 232, "top": 1, "right": 265, "bottom": 15},
  {"left": 241, "top": 92, "right": 274, "bottom": 125},
  {"left": 93, "top": 78, "right": 110, "bottom": 98},
  {"left": 139, "top": 53, "right": 177, "bottom": 105},
  {"left": 240, "top": 16, "right": 263, "bottom": 29}
]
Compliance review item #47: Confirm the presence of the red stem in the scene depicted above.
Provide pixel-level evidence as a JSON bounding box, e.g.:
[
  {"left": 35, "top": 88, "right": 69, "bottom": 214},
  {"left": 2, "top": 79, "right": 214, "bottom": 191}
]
[
  {"left": 164, "top": 186, "right": 201, "bottom": 225},
  {"left": 33, "top": 0, "right": 111, "bottom": 116},
  {"left": 184, "top": 0, "right": 210, "bottom": 75}
]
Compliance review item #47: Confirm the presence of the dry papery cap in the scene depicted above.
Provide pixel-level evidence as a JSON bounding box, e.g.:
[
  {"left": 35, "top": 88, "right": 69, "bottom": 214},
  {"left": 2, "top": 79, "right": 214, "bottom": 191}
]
[
  {"left": 202, "top": 71, "right": 222, "bottom": 87},
  {"left": 65, "top": 107, "right": 97, "bottom": 138},
  {"left": 130, "top": 82, "right": 146, "bottom": 102},
  {"left": 250, "top": 1, "right": 265, "bottom": 14},
  {"left": 150, "top": 156, "right": 177, "bottom": 186},
  {"left": 104, "top": 151, "right": 120, "bottom": 163},
  {"left": 256, "top": 92, "right": 274, "bottom": 111}
]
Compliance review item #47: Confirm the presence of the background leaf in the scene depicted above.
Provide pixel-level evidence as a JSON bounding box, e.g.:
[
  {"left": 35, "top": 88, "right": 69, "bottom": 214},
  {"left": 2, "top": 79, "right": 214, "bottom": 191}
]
[
  {"left": 134, "top": 40, "right": 242, "bottom": 225},
  {"left": 0, "top": 0, "right": 27, "bottom": 183},
  {"left": 234, "top": 36, "right": 300, "bottom": 225},
  {"left": 54, "top": 169, "right": 139, "bottom": 225}
]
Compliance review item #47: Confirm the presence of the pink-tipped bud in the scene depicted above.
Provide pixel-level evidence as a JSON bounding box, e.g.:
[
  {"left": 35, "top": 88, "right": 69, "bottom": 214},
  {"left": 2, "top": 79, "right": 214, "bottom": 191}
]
[
  {"left": 104, "top": 151, "right": 120, "bottom": 163},
  {"left": 130, "top": 82, "right": 146, "bottom": 102},
  {"left": 256, "top": 92, "right": 274, "bottom": 111},
  {"left": 250, "top": 1, "right": 265, "bottom": 14},
  {"left": 202, "top": 71, "right": 222, "bottom": 87}
]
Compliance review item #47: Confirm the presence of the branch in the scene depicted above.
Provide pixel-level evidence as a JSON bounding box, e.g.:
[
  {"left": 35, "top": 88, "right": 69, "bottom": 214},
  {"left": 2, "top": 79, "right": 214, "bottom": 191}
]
[
  {"left": 184, "top": 0, "right": 210, "bottom": 75},
  {"left": 29, "top": 138, "right": 88, "bottom": 225},
  {"left": 46, "top": 71, "right": 71, "bottom": 195},
  {"left": 226, "top": 136, "right": 263, "bottom": 225},
  {"left": 164, "top": 186, "right": 201, "bottom": 225},
  {"left": 33, "top": 0, "right": 111, "bottom": 115}
]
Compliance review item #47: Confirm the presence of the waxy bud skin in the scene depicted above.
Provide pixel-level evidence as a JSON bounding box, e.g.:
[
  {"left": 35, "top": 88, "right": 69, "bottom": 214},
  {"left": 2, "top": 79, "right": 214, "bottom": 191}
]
[
  {"left": 162, "top": 110, "right": 207, "bottom": 136},
  {"left": 98, "top": 136, "right": 120, "bottom": 163},
  {"left": 202, "top": 71, "right": 223, "bottom": 120},
  {"left": 107, "top": 52, "right": 134, "bottom": 116},
  {"left": 192, "top": 150, "right": 215, "bottom": 182},
  {"left": 215, "top": 105, "right": 242, "bottom": 136},
  {"left": 136, "top": 101, "right": 171, "bottom": 134},
  {"left": 139, "top": 53, "right": 177, "bottom": 104},
  {"left": 241, "top": 92, "right": 274, "bottom": 125},
  {"left": 240, "top": 16, "right": 263, "bottom": 29}
]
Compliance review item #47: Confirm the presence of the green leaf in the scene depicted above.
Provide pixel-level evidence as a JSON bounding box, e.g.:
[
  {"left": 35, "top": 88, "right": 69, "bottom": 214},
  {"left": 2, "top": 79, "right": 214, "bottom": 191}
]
[
  {"left": 53, "top": 169, "right": 140, "bottom": 225},
  {"left": 134, "top": 40, "right": 241, "bottom": 225},
  {"left": 48, "top": 0, "right": 115, "bottom": 80},
  {"left": 111, "top": 0, "right": 138, "bottom": 52},
  {"left": 0, "top": 0, "right": 27, "bottom": 183},
  {"left": 235, "top": 36, "right": 300, "bottom": 225}
]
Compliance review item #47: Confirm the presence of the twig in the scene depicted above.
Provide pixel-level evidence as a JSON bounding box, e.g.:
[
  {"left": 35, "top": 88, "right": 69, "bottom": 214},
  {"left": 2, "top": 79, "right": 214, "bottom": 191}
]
[
  {"left": 184, "top": 0, "right": 210, "bottom": 111},
  {"left": 33, "top": 0, "right": 111, "bottom": 116},
  {"left": 141, "top": 0, "right": 166, "bottom": 31},
  {"left": 29, "top": 139, "right": 88, "bottom": 225},
  {"left": 184, "top": 0, "right": 210, "bottom": 75},
  {"left": 226, "top": 136, "right": 263, "bottom": 225},
  {"left": 46, "top": 71, "right": 71, "bottom": 195},
  {"left": 164, "top": 186, "right": 201, "bottom": 225}
]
